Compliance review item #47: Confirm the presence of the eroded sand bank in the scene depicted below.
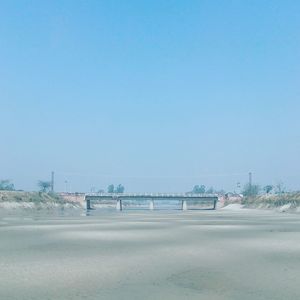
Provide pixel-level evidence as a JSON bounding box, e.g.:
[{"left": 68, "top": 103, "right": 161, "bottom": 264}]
[{"left": 1, "top": 209, "right": 300, "bottom": 300}]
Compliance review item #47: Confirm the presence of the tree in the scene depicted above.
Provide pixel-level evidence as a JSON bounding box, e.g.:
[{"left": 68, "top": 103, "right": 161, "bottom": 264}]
[
  {"left": 192, "top": 185, "right": 206, "bottom": 194},
  {"left": 115, "top": 184, "right": 125, "bottom": 193},
  {"left": 107, "top": 184, "right": 115, "bottom": 193},
  {"left": 242, "top": 183, "right": 260, "bottom": 197},
  {"left": 263, "top": 185, "right": 273, "bottom": 194},
  {"left": 38, "top": 181, "right": 51, "bottom": 193},
  {"left": 0, "top": 179, "right": 15, "bottom": 191}
]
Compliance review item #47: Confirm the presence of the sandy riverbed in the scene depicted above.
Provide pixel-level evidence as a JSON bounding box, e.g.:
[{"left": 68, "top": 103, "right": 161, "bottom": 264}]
[{"left": 0, "top": 208, "right": 300, "bottom": 300}]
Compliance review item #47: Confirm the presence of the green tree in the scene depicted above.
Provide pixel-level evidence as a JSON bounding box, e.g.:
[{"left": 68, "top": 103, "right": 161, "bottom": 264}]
[
  {"left": 115, "top": 184, "right": 125, "bottom": 193},
  {"left": 107, "top": 184, "right": 115, "bottom": 193},
  {"left": 0, "top": 179, "right": 15, "bottom": 191},
  {"left": 192, "top": 185, "right": 206, "bottom": 194},
  {"left": 242, "top": 183, "right": 260, "bottom": 197},
  {"left": 38, "top": 181, "right": 51, "bottom": 193},
  {"left": 263, "top": 185, "right": 273, "bottom": 194}
]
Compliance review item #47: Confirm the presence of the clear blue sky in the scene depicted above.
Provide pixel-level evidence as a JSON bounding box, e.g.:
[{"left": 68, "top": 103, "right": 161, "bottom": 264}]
[{"left": 1, "top": 0, "right": 300, "bottom": 193}]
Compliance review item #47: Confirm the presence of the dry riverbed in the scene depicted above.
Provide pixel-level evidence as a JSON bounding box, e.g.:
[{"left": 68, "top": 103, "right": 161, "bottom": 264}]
[{"left": 0, "top": 209, "right": 300, "bottom": 300}]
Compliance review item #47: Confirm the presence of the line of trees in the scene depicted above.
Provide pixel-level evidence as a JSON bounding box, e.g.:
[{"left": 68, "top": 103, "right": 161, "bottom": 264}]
[
  {"left": 242, "top": 182, "right": 286, "bottom": 197},
  {"left": 190, "top": 182, "right": 287, "bottom": 197},
  {"left": 107, "top": 184, "right": 125, "bottom": 194},
  {"left": 0, "top": 178, "right": 290, "bottom": 197},
  {"left": 0, "top": 179, "right": 127, "bottom": 194},
  {"left": 0, "top": 179, "right": 53, "bottom": 193}
]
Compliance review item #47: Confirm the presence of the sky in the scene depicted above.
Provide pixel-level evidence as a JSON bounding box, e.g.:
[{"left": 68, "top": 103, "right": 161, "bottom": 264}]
[{"left": 1, "top": 0, "right": 300, "bottom": 193}]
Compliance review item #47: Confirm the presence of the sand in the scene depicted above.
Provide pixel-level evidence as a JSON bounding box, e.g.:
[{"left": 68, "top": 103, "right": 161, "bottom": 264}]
[{"left": 1, "top": 208, "right": 300, "bottom": 300}]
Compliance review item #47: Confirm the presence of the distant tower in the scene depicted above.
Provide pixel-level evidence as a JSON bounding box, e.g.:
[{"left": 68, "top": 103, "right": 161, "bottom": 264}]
[
  {"left": 51, "top": 171, "right": 54, "bottom": 193},
  {"left": 249, "top": 172, "right": 252, "bottom": 187}
]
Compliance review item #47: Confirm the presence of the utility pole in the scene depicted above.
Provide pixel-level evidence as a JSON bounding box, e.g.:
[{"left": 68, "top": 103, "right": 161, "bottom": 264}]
[
  {"left": 51, "top": 171, "right": 54, "bottom": 193},
  {"left": 249, "top": 172, "right": 252, "bottom": 187},
  {"left": 64, "top": 180, "right": 68, "bottom": 193}
]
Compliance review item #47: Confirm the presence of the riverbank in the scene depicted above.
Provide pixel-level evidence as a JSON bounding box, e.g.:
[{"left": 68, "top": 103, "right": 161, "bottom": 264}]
[
  {"left": 0, "top": 191, "right": 82, "bottom": 210},
  {"left": 2, "top": 191, "right": 300, "bottom": 213}
]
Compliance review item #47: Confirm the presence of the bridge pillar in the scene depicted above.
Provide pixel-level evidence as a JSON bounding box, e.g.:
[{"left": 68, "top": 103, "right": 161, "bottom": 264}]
[
  {"left": 213, "top": 199, "right": 217, "bottom": 210},
  {"left": 149, "top": 199, "right": 154, "bottom": 210},
  {"left": 86, "top": 199, "right": 91, "bottom": 210},
  {"left": 116, "top": 199, "right": 122, "bottom": 211},
  {"left": 182, "top": 200, "right": 187, "bottom": 211}
]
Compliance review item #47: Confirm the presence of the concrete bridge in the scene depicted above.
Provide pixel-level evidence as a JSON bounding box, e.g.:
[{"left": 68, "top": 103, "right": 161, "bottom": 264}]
[{"left": 85, "top": 193, "right": 218, "bottom": 211}]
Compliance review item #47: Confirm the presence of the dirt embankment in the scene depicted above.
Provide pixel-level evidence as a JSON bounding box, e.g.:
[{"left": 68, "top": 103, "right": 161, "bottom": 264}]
[
  {"left": 58, "top": 192, "right": 85, "bottom": 205},
  {"left": 242, "top": 193, "right": 300, "bottom": 212},
  {"left": 0, "top": 191, "right": 83, "bottom": 210}
]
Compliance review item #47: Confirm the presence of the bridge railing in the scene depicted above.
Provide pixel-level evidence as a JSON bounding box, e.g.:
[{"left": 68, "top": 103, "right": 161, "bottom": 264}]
[{"left": 85, "top": 192, "right": 218, "bottom": 198}]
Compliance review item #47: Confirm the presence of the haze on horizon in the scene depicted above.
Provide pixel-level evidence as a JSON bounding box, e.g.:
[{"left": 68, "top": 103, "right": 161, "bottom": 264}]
[{"left": 1, "top": 1, "right": 299, "bottom": 193}]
